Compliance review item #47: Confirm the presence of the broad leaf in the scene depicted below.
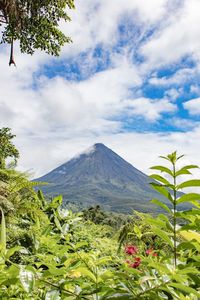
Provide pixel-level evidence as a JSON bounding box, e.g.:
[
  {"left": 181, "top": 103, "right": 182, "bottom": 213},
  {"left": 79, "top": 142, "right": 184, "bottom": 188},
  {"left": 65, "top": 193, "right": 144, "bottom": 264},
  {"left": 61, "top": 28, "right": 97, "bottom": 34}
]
[
  {"left": 73, "top": 267, "right": 96, "bottom": 282},
  {"left": 54, "top": 214, "right": 62, "bottom": 231},
  {"left": 45, "top": 290, "right": 61, "bottom": 300},
  {"left": 19, "top": 267, "right": 35, "bottom": 293},
  {"left": 179, "top": 230, "right": 200, "bottom": 242},
  {"left": 151, "top": 227, "right": 173, "bottom": 247},
  {"left": 150, "top": 165, "right": 173, "bottom": 176},
  {"left": 177, "top": 193, "right": 200, "bottom": 204},
  {"left": 169, "top": 283, "right": 200, "bottom": 297},
  {"left": 0, "top": 208, "right": 6, "bottom": 252},
  {"left": 50, "top": 195, "right": 63, "bottom": 209},
  {"left": 150, "top": 174, "right": 172, "bottom": 186},
  {"left": 151, "top": 199, "right": 171, "bottom": 214},
  {"left": 175, "top": 165, "right": 199, "bottom": 177},
  {"left": 5, "top": 246, "right": 22, "bottom": 260},
  {"left": 150, "top": 183, "right": 173, "bottom": 202},
  {"left": 177, "top": 180, "right": 200, "bottom": 190},
  {"left": 96, "top": 256, "right": 112, "bottom": 266}
]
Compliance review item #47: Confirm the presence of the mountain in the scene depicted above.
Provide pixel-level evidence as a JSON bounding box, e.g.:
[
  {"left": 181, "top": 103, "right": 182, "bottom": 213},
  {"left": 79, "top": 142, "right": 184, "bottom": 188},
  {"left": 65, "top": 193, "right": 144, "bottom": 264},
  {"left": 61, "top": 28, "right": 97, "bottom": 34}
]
[{"left": 35, "top": 143, "right": 175, "bottom": 213}]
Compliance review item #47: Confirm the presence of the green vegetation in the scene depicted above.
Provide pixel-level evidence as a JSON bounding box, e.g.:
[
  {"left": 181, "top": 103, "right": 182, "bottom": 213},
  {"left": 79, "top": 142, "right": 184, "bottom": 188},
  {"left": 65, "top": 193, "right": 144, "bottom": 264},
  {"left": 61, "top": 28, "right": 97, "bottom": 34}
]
[
  {"left": 0, "top": 0, "right": 75, "bottom": 64},
  {"left": 0, "top": 127, "right": 19, "bottom": 169},
  {"left": 0, "top": 129, "right": 199, "bottom": 299}
]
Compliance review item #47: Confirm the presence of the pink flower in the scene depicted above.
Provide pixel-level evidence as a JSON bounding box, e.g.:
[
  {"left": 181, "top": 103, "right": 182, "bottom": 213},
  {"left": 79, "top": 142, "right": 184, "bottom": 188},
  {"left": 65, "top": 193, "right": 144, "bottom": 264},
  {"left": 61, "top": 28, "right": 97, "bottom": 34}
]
[
  {"left": 129, "top": 257, "right": 141, "bottom": 268},
  {"left": 125, "top": 245, "right": 137, "bottom": 255},
  {"left": 146, "top": 248, "right": 157, "bottom": 257}
]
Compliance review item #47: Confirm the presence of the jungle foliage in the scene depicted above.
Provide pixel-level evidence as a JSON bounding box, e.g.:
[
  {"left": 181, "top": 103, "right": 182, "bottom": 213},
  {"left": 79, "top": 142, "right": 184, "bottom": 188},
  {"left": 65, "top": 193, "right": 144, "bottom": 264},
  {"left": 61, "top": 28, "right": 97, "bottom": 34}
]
[{"left": 0, "top": 138, "right": 199, "bottom": 299}]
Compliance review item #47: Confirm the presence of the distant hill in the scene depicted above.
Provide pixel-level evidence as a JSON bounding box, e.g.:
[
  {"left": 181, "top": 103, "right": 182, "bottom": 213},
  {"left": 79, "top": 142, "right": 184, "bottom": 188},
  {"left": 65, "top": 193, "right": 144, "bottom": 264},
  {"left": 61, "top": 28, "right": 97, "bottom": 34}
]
[{"left": 35, "top": 143, "right": 183, "bottom": 213}]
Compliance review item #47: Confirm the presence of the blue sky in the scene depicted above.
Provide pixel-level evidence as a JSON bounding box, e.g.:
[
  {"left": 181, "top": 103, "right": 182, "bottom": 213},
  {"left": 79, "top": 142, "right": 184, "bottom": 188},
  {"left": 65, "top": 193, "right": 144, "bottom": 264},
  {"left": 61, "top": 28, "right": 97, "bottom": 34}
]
[{"left": 1, "top": 0, "right": 200, "bottom": 177}]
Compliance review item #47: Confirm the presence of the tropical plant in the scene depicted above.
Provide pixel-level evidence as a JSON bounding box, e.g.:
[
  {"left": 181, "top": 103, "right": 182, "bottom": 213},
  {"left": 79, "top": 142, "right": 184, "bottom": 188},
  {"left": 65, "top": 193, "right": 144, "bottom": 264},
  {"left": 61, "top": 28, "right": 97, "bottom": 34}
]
[
  {"left": 0, "top": 127, "right": 19, "bottom": 169},
  {"left": 0, "top": 0, "right": 75, "bottom": 65},
  {"left": 118, "top": 211, "right": 157, "bottom": 253},
  {"left": 0, "top": 151, "right": 199, "bottom": 299},
  {"left": 149, "top": 151, "right": 200, "bottom": 267}
]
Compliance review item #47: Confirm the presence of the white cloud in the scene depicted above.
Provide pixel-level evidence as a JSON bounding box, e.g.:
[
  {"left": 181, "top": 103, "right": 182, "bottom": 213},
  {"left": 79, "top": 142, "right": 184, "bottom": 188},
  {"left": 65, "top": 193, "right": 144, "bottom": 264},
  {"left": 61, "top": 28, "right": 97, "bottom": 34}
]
[
  {"left": 0, "top": 55, "right": 141, "bottom": 144},
  {"left": 60, "top": 0, "right": 168, "bottom": 57},
  {"left": 125, "top": 97, "right": 176, "bottom": 121},
  {"left": 164, "top": 88, "right": 182, "bottom": 101},
  {"left": 141, "top": 0, "right": 200, "bottom": 68},
  {"left": 184, "top": 97, "right": 200, "bottom": 115},
  {"left": 149, "top": 68, "right": 196, "bottom": 86},
  {"left": 190, "top": 84, "right": 200, "bottom": 95},
  {"left": 169, "top": 118, "right": 197, "bottom": 130}
]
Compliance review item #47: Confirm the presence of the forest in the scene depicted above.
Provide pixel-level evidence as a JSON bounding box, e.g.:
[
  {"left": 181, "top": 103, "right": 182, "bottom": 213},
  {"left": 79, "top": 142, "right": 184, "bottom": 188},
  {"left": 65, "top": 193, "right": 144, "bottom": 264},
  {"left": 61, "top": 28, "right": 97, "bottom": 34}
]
[{"left": 0, "top": 127, "right": 200, "bottom": 299}]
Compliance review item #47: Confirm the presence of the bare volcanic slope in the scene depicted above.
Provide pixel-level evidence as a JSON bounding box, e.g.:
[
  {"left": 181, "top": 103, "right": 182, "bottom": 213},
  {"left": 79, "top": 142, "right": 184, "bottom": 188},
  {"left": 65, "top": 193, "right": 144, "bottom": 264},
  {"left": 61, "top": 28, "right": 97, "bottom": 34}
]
[{"left": 35, "top": 143, "right": 173, "bottom": 213}]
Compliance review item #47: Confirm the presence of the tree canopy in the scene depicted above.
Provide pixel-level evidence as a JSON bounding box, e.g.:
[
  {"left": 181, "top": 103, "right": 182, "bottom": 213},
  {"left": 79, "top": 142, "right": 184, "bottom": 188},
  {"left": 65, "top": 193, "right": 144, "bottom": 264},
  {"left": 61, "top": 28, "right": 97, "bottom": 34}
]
[
  {"left": 0, "top": 127, "right": 19, "bottom": 168},
  {"left": 0, "top": 0, "right": 75, "bottom": 64}
]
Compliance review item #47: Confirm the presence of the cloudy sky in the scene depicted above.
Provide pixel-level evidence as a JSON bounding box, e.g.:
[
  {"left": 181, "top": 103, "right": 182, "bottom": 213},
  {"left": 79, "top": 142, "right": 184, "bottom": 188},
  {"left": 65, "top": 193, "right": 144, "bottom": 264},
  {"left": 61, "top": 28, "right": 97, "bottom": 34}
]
[{"left": 1, "top": 0, "right": 200, "bottom": 178}]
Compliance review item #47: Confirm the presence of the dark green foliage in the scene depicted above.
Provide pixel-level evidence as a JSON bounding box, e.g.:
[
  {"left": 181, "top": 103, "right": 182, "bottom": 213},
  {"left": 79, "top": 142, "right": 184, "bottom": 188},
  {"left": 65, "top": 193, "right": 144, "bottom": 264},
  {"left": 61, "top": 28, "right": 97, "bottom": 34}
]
[
  {"left": 82, "top": 205, "right": 130, "bottom": 228},
  {"left": 0, "top": 0, "right": 75, "bottom": 56},
  {"left": 150, "top": 151, "right": 200, "bottom": 267},
  {"left": 0, "top": 127, "right": 19, "bottom": 168},
  {"left": 0, "top": 149, "right": 199, "bottom": 299}
]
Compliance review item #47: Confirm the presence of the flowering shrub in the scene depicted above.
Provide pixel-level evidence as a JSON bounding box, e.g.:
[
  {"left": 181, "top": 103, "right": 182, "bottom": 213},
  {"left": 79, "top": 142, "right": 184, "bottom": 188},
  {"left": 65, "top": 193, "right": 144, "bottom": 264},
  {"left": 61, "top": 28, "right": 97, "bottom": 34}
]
[
  {"left": 0, "top": 151, "right": 199, "bottom": 299},
  {"left": 145, "top": 248, "right": 157, "bottom": 256},
  {"left": 125, "top": 245, "right": 157, "bottom": 269},
  {"left": 125, "top": 244, "right": 137, "bottom": 255},
  {"left": 126, "top": 257, "right": 142, "bottom": 268}
]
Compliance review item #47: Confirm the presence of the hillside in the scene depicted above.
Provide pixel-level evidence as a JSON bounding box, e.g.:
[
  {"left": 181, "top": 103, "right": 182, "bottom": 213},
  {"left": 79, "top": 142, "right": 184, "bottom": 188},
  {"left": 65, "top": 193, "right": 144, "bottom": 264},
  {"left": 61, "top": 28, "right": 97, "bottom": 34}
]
[{"left": 35, "top": 143, "right": 179, "bottom": 213}]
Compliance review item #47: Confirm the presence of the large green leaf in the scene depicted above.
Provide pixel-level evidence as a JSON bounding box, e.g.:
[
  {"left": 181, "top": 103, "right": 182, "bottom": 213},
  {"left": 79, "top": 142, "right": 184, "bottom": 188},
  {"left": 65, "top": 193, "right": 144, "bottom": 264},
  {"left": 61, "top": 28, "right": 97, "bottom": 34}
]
[
  {"left": 150, "top": 165, "right": 173, "bottom": 176},
  {"left": 96, "top": 256, "right": 112, "bottom": 266},
  {"left": 49, "top": 195, "right": 63, "bottom": 209},
  {"left": 0, "top": 208, "right": 6, "bottom": 252},
  {"left": 19, "top": 267, "right": 35, "bottom": 293},
  {"left": 177, "top": 193, "right": 200, "bottom": 204},
  {"left": 177, "top": 180, "right": 200, "bottom": 190},
  {"left": 150, "top": 183, "right": 173, "bottom": 202},
  {"left": 150, "top": 174, "right": 172, "bottom": 187},
  {"left": 179, "top": 230, "right": 200, "bottom": 242},
  {"left": 5, "top": 246, "right": 22, "bottom": 260},
  {"left": 151, "top": 227, "right": 173, "bottom": 247},
  {"left": 169, "top": 283, "right": 200, "bottom": 297},
  {"left": 54, "top": 214, "right": 62, "bottom": 231},
  {"left": 146, "top": 216, "right": 166, "bottom": 228},
  {"left": 175, "top": 165, "right": 199, "bottom": 177},
  {"left": 45, "top": 290, "right": 61, "bottom": 300},
  {"left": 73, "top": 267, "right": 96, "bottom": 282},
  {"left": 151, "top": 199, "right": 171, "bottom": 214}
]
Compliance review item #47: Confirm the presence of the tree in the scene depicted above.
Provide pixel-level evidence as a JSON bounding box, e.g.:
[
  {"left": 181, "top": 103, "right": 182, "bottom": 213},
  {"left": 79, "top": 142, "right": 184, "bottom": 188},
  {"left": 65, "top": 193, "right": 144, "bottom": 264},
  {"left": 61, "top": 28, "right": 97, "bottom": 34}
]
[
  {"left": 0, "top": 127, "right": 19, "bottom": 168},
  {"left": 0, "top": 0, "right": 75, "bottom": 65}
]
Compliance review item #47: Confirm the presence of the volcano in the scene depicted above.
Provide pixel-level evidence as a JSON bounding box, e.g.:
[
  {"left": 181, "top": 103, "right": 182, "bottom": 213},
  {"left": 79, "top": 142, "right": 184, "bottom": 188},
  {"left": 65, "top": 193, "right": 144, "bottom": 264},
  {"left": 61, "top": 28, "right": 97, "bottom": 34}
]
[{"left": 35, "top": 143, "right": 173, "bottom": 213}]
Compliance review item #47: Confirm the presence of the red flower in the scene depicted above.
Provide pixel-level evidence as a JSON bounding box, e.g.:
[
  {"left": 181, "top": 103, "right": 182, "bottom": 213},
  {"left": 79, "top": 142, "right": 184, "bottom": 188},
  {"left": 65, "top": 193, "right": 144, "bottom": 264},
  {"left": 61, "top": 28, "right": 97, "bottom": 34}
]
[
  {"left": 129, "top": 257, "right": 141, "bottom": 268},
  {"left": 146, "top": 248, "right": 157, "bottom": 256},
  {"left": 125, "top": 245, "right": 137, "bottom": 255}
]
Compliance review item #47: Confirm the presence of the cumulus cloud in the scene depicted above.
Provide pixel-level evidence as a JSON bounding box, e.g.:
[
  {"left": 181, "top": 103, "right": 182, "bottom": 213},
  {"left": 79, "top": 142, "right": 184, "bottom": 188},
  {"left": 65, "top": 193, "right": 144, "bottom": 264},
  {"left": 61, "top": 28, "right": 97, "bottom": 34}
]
[
  {"left": 149, "top": 68, "right": 196, "bottom": 86},
  {"left": 141, "top": 0, "right": 200, "bottom": 68},
  {"left": 125, "top": 97, "right": 176, "bottom": 121},
  {"left": 60, "top": 0, "right": 168, "bottom": 57},
  {"left": 184, "top": 98, "right": 200, "bottom": 115}
]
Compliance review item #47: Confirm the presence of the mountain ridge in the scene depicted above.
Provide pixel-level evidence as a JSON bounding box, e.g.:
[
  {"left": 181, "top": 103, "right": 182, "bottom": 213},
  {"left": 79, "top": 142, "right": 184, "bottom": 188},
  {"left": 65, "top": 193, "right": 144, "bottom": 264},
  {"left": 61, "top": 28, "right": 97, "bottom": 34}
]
[{"left": 35, "top": 143, "right": 174, "bottom": 213}]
